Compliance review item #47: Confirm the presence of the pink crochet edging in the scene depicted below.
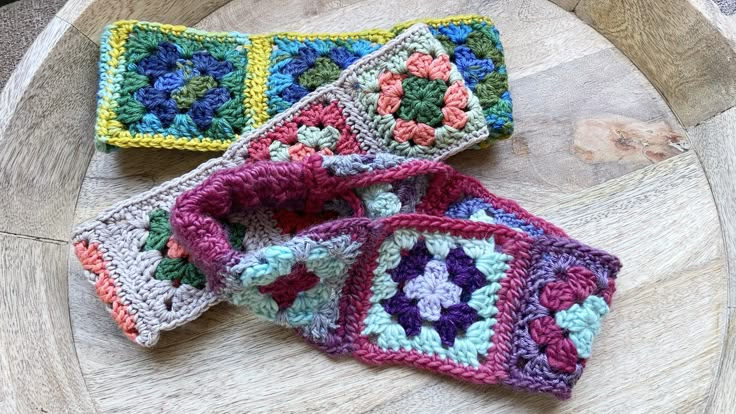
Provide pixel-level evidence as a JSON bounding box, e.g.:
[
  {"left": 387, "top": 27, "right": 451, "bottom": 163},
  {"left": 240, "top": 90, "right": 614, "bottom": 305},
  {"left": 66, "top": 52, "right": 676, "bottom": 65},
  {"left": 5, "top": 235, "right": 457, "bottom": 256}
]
[{"left": 73, "top": 241, "right": 139, "bottom": 342}]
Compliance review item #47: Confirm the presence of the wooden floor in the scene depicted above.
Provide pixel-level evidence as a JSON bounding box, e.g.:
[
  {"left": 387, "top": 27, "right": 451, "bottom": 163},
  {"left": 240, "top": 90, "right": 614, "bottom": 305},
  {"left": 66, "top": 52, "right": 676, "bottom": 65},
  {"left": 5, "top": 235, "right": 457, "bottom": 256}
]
[{"left": 1, "top": 0, "right": 735, "bottom": 412}]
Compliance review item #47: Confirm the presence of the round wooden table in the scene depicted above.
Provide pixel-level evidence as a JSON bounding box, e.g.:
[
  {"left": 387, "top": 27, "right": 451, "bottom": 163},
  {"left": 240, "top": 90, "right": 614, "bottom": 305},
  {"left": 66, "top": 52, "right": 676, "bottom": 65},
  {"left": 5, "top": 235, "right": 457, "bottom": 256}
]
[{"left": 1, "top": 0, "right": 735, "bottom": 412}]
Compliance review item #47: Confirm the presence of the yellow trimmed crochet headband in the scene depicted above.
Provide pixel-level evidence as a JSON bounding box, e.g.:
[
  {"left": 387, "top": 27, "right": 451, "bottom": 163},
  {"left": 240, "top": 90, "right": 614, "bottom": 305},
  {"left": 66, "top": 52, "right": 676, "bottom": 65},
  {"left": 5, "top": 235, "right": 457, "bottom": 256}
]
[{"left": 96, "top": 15, "right": 512, "bottom": 151}]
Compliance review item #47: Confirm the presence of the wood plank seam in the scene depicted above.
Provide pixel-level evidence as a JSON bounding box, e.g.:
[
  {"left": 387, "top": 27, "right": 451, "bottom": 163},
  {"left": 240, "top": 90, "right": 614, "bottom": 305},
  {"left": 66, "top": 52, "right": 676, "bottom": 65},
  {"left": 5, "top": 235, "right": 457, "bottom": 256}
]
[
  {"left": 682, "top": 137, "right": 735, "bottom": 309},
  {"left": 0, "top": 230, "right": 66, "bottom": 245},
  {"left": 705, "top": 309, "right": 735, "bottom": 413},
  {"left": 55, "top": 13, "right": 99, "bottom": 46}
]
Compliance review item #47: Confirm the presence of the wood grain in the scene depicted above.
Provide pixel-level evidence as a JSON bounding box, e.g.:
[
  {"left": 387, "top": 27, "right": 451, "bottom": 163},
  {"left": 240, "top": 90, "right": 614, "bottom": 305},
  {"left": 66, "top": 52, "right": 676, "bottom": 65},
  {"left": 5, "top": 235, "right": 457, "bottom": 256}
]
[
  {"left": 549, "top": 0, "right": 580, "bottom": 11},
  {"left": 199, "top": 0, "right": 686, "bottom": 214},
  {"left": 203, "top": 0, "right": 613, "bottom": 82},
  {"left": 69, "top": 151, "right": 726, "bottom": 413},
  {"left": 0, "top": 17, "right": 98, "bottom": 413},
  {"left": 67, "top": 1, "right": 724, "bottom": 412},
  {"left": 74, "top": 0, "right": 665, "bottom": 227},
  {"left": 706, "top": 309, "right": 736, "bottom": 414},
  {"left": 0, "top": 234, "right": 95, "bottom": 413},
  {"left": 575, "top": 0, "right": 736, "bottom": 126},
  {"left": 57, "top": 0, "right": 231, "bottom": 43},
  {"left": 0, "top": 17, "right": 98, "bottom": 241},
  {"left": 449, "top": 46, "right": 687, "bottom": 211},
  {"left": 688, "top": 108, "right": 736, "bottom": 414},
  {"left": 688, "top": 108, "right": 736, "bottom": 306}
]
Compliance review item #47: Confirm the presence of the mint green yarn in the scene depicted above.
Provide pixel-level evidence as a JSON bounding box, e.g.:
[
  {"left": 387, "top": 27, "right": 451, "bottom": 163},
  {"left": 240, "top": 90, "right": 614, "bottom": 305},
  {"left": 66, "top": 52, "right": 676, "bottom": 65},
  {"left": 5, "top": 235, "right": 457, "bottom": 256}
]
[
  {"left": 364, "top": 303, "right": 496, "bottom": 367},
  {"left": 284, "top": 284, "right": 333, "bottom": 326},
  {"left": 306, "top": 245, "right": 348, "bottom": 279},
  {"left": 232, "top": 286, "right": 279, "bottom": 319},
  {"left": 469, "top": 209, "right": 495, "bottom": 224},
  {"left": 268, "top": 125, "right": 340, "bottom": 161},
  {"left": 556, "top": 296, "right": 609, "bottom": 358},
  {"left": 268, "top": 140, "right": 291, "bottom": 161},
  {"left": 390, "top": 229, "right": 420, "bottom": 250},
  {"left": 297, "top": 125, "right": 339, "bottom": 150},
  {"left": 241, "top": 245, "right": 294, "bottom": 285},
  {"left": 467, "top": 284, "right": 501, "bottom": 318},
  {"left": 362, "top": 230, "right": 511, "bottom": 367},
  {"left": 357, "top": 184, "right": 402, "bottom": 218},
  {"left": 423, "top": 232, "right": 455, "bottom": 259}
]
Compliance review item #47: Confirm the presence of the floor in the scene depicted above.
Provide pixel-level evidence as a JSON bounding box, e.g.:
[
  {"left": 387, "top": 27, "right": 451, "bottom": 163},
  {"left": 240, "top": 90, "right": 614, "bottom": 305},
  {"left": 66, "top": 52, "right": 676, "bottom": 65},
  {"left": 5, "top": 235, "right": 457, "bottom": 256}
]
[
  {"left": 714, "top": 0, "right": 736, "bottom": 15},
  {"left": 0, "top": 0, "right": 66, "bottom": 89}
]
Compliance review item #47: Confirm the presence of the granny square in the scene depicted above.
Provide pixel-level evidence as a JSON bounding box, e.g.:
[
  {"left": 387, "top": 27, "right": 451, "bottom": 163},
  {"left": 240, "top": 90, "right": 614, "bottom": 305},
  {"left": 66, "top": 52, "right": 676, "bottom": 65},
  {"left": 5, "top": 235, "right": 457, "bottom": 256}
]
[
  {"left": 246, "top": 99, "right": 363, "bottom": 162},
  {"left": 76, "top": 147, "right": 621, "bottom": 397},
  {"left": 98, "top": 22, "right": 250, "bottom": 150},
  {"left": 95, "top": 16, "right": 513, "bottom": 151},
  {"left": 425, "top": 19, "right": 513, "bottom": 140},
  {"left": 353, "top": 217, "right": 532, "bottom": 383},
  {"left": 266, "top": 36, "right": 383, "bottom": 116}
]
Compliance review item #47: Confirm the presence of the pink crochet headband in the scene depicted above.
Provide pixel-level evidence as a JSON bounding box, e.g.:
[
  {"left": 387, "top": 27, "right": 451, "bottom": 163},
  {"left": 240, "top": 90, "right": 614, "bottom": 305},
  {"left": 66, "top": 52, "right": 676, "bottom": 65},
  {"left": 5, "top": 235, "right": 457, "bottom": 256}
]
[
  {"left": 75, "top": 152, "right": 620, "bottom": 398},
  {"left": 166, "top": 154, "right": 620, "bottom": 399}
]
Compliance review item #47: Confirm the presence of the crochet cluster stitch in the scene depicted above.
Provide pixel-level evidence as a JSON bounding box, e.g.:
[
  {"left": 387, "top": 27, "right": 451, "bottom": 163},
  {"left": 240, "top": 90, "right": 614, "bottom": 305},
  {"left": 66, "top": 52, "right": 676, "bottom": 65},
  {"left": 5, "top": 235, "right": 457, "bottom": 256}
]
[
  {"left": 166, "top": 153, "right": 621, "bottom": 398},
  {"left": 75, "top": 24, "right": 492, "bottom": 347},
  {"left": 72, "top": 18, "right": 623, "bottom": 400},
  {"left": 95, "top": 15, "right": 512, "bottom": 151},
  {"left": 74, "top": 151, "right": 621, "bottom": 398}
]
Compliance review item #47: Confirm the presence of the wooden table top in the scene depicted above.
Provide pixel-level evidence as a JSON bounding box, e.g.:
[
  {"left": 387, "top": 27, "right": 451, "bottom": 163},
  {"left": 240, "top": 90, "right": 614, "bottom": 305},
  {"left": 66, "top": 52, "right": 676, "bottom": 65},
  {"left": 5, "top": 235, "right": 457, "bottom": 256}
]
[{"left": 1, "top": 0, "right": 735, "bottom": 412}]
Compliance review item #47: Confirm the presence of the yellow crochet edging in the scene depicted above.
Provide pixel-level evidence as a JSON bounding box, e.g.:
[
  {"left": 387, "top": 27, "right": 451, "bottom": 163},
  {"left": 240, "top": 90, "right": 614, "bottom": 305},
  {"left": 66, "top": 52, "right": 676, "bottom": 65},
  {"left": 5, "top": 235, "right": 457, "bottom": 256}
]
[
  {"left": 244, "top": 37, "right": 274, "bottom": 129},
  {"left": 98, "top": 20, "right": 250, "bottom": 152},
  {"left": 389, "top": 15, "right": 495, "bottom": 34},
  {"left": 266, "top": 29, "right": 393, "bottom": 43},
  {"left": 107, "top": 131, "right": 233, "bottom": 151},
  {"left": 129, "top": 20, "right": 243, "bottom": 42},
  {"left": 96, "top": 22, "right": 134, "bottom": 149}
]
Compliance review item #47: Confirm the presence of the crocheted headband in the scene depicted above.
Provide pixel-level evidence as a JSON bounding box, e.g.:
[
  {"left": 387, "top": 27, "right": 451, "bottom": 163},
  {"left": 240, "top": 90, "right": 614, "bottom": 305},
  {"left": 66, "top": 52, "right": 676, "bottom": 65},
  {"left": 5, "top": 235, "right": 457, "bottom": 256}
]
[
  {"left": 96, "top": 15, "right": 512, "bottom": 151},
  {"left": 165, "top": 154, "right": 620, "bottom": 399},
  {"left": 74, "top": 23, "right": 494, "bottom": 347}
]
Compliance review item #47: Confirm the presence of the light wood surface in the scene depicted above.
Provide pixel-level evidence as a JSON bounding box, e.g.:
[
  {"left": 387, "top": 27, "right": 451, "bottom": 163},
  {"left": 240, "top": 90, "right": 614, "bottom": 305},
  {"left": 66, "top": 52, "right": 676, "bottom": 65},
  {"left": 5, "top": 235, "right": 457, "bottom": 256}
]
[
  {"left": 549, "top": 0, "right": 579, "bottom": 11},
  {"left": 0, "top": 17, "right": 98, "bottom": 413},
  {"left": 575, "top": 0, "right": 736, "bottom": 127},
  {"left": 688, "top": 107, "right": 736, "bottom": 414},
  {"left": 0, "top": 17, "right": 98, "bottom": 240},
  {"left": 0, "top": 235, "right": 96, "bottom": 413},
  {"left": 57, "top": 0, "right": 231, "bottom": 42},
  {"left": 1, "top": 0, "right": 736, "bottom": 412}
]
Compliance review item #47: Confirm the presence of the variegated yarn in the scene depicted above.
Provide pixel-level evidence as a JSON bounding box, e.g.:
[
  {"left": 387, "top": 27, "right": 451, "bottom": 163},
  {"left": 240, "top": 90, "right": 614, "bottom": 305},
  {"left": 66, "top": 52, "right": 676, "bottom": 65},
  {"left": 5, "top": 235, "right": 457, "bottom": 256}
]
[
  {"left": 166, "top": 153, "right": 621, "bottom": 399},
  {"left": 95, "top": 15, "right": 512, "bottom": 151},
  {"left": 74, "top": 24, "right": 490, "bottom": 347}
]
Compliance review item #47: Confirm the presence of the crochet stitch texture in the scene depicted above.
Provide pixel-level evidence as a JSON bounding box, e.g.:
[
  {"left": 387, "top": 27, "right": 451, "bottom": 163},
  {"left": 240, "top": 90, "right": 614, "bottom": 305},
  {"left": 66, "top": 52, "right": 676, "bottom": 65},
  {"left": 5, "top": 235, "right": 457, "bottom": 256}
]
[
  {"left": 166, "top": 153, "right": 621, "bottom": 399},
  {"left": 74, "top": 23, "right": 620, "bottom": 398},
  {"left": 95, "top": 15, "right": 512, "bottom": 151},
  {"left": 74, "top": 24, "right": 492, "bottom": 347}
]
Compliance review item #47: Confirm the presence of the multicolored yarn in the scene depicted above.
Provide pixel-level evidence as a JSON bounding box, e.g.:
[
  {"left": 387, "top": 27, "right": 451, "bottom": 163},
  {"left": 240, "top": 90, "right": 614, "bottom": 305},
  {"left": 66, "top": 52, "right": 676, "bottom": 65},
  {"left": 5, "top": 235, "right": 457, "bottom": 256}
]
[
  {"left": 74, "top": 24, "right": 618, "bottom": 398},
  {"left": 73, "top": 152, "right": 619, "bottom": 398},
  {"left": 95, "top": 15, "right": 512, "bottom": 151},
  {"left": 74, "top": 24, "right": 492, "bottom": 346},
  {"left": 165, "top": 154, "right": 620, "bottom": 399}
]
